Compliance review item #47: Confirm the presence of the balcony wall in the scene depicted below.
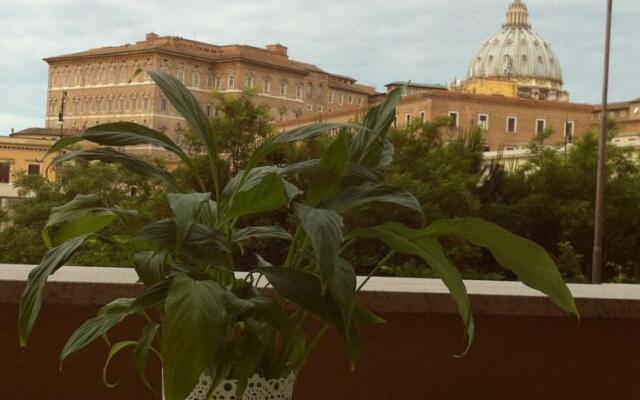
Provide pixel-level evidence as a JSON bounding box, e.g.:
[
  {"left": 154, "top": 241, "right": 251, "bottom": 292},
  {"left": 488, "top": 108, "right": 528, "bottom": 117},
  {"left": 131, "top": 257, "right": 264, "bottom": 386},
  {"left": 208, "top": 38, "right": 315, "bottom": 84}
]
[{"left": 1, "top": 264, "right": 640, "bottom": 399}]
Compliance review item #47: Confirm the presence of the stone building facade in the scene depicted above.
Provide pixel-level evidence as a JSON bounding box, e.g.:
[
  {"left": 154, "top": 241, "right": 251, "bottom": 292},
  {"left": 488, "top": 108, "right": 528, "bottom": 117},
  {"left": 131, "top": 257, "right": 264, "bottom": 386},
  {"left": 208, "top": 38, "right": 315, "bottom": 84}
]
[
  {"left": 44, "top": 33, "right": 376, "bottom": 143},
  {"left": 276, "top": 90, "right": 594, "bottom": 151}
]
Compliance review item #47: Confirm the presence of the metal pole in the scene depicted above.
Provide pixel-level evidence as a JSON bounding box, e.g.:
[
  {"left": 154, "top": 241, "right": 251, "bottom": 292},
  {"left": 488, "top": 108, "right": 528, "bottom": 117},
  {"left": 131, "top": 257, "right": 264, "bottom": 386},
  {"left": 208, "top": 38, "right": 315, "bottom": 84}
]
[{"left": 591, "top": 0, "right": 614, "bottom": 284}]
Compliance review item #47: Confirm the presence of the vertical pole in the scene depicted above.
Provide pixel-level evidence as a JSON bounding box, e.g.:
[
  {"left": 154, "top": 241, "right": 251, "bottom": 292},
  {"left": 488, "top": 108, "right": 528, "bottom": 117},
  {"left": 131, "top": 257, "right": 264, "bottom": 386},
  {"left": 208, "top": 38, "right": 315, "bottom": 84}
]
[{"left": 591, "top": 0, "right": 614, "bottom": 284}]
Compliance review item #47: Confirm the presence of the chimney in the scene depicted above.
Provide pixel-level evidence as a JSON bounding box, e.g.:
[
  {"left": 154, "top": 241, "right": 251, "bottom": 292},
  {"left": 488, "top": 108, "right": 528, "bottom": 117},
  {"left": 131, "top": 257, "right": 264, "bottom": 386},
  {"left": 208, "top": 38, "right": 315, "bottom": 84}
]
[
  {"left": 146, "top": 32, "right": 159, "bottom": 41},
  {"left": 10, "top": 128, "right": 14, "bottom": 135},
  {"left": 266, "top": 44, "right": 288, "bottom": 57}
]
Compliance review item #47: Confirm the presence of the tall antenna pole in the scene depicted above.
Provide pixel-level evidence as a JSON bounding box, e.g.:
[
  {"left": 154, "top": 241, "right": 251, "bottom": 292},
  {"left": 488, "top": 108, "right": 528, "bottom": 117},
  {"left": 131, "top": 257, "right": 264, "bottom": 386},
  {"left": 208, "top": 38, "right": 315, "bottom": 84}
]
[{"left": 591, "top": 0, "right": 614, "bottom": 284}]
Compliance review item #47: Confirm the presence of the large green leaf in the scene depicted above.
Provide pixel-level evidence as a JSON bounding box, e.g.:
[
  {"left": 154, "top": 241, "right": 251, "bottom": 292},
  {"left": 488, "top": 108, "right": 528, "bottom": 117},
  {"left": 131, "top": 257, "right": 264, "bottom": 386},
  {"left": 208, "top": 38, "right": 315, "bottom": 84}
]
[
  {"left": 419, "top": 218, "right": 578, "bottom": 316},
  {"left": 249, "top": 123, "right": 362, "bottom": 168},
  {"left": 307, "top": 132, "right": 350, "bottom": 206},
  {"left": 295, "top": 204, "right": 344, "bottom": 284},
  {"left": 18, "top": 234, "right": 92, "bottom": 347},
  {"left": 233, "top": 226, "right": 292, "bottom": 242},
  {"left": 329, "top": 258, "right": 357, "bottom": 332},
  {"left": 102, "top": 340, "right": 138, "bottom": 388},
  {"left": 130, "top": 219, "right": 176, "bottom": 247},
  {"left": 261, "top": 268, "right": 332, "bottom": 322},
  {"left": 324, "top": 183, "right": 423, "bottom": 217},
  {"left": 350, "top": 87, "right": 403, "bottom": 168},
  {"left": 146, "top": 70, "right": 220, "bottom": 197},
  {"left": 224, "top": 171, "right": 289, "bottom": 220},
  {"left": 42, "top": 194, "right": 134, "bottom": 247},
  {"left": 134, "top": 322, "right": 161, "bottom": 392},
  {"left": 348, "top": 223, "right": 474, "bottom": 349},
  {"left": 133, "top": 250, "right": 170, "bottom": 286},
  {"left": 162, "top": 274, "right": 230, "bottom": 400},
  {"left": 53, "top": 148, "right": 182, "bottom": 192},
  {"left": 82, "top": 122, "right": 204, "bottom": 189},
  {"left": 60, "top": 298, "right": 137, "bottom": 363},
  {"left": 167, "top": 193, "right": 211, "bottom": 253},
  {"left": 43, "top": 135, "right": 85, "bottom": 159}
]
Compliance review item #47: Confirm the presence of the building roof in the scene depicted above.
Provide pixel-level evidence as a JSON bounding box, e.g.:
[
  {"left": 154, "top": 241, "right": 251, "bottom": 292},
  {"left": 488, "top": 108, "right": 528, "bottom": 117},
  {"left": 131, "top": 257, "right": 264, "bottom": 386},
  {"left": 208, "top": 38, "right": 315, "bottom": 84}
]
[
  {"left": 467, "top": 0, "right": 563, "bottom": 85},
  {"left": 45, "top": 33, "right": 375, "bottom": 94}
]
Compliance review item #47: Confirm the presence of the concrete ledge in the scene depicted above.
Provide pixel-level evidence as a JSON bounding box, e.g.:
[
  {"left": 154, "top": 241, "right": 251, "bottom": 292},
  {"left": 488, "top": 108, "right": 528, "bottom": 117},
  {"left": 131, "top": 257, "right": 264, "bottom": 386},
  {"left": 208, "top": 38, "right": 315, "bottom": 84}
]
[{"left": 2, "top": 264, "right": 639, "bottom": 318}]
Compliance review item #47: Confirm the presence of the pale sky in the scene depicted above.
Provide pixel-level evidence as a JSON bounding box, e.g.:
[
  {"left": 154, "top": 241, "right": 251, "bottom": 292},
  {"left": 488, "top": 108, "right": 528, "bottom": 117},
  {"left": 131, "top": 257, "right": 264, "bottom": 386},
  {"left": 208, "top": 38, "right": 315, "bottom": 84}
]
[{"left": 0, "top": 0, "right": 638, "bottom": 134}]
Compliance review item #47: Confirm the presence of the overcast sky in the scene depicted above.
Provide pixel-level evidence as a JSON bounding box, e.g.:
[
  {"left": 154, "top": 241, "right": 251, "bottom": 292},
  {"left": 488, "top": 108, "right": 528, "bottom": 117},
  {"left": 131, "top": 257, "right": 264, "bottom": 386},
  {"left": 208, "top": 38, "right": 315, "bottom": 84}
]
[{"left": 0, "top": 0, "right": 638, "bottom": 134}]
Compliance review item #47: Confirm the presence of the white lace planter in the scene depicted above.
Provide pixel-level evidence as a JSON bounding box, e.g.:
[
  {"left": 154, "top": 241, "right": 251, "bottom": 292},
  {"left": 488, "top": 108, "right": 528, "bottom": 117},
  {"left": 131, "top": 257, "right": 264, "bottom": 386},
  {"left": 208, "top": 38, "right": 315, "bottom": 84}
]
[{"left": 181, "top": 372, "right": 296, "bottom": 400}]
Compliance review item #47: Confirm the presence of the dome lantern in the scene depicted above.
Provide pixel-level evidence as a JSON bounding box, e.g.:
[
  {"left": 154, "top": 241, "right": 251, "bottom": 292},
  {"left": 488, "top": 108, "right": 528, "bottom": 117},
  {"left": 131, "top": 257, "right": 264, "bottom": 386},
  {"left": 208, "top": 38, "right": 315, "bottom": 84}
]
[{"left": 504, "top": 0, "right": 531, "bottom": 29}]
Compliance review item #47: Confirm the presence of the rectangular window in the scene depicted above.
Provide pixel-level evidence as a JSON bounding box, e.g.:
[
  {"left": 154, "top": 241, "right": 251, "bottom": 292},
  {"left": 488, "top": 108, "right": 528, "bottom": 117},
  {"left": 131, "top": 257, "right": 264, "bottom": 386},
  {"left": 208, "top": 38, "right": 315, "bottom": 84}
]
[
  {"left": 228, "top": 75, "right": 235, "bottom": 89},
  {"left": 119, "top": 98, "right": 126, "bottom": 112},
  {"left": 245, "top": 75, "right": 254, "bottom": 88},
  {"left": 177, "top": 70, "right": 186, "bottom": 83},
  {"left": 448, "top": 111, "right": 459, "bottom": 127},
  {"left": 405, "top": 113, "right": 412, "bottom": 126},
  {"left": 357, "top": 97, "right": 363, "bottom": 105},
  {"left": 160, "top": 97, "right": 167, "bottom": 112},
  {"left": 206, "top": 104, "right": 212, "bottom": 117},
  {"left": 419, "top": 111, "right": 426, "bottom": 123},
  {"left": 536, "top": 119, "right": 546, "bottom": 134},
  {"left": 193, "top": 72, "right": 200, "bottom": 87},
  {"left": 96, "top": 99, "right": 102, "bottom": 112},
  {"left": 348, "top": 95, "right": 353, "bottom": 105},
  {"left": 565, "top": 120, "right": 575, "bottom": 142},
  {"left": 107, "top": 99, "right": 113, "bottom": 112},
  {"left": 263, "top": 79, "right": 271, "bottom": 94},
  {"left": 131, "top": 98, "right": 138, "bottom": 111},
  {"left": 329, "top": 92, "right": 334, "bottom": 103},
  {"left": 506, "top": 116, "right": 518, "bottom": 133},
  {"left": 207, "top": 75, "right": 214, "bottom": 89},
  {"left": 478, "top": 113, "right": 489, "bottom": 130},
  {"left": 28, "top": 164, "right": 40, "bottom": 176},
  {"left": 143, "top": 97, "right": 149, "bottom": 111},
  {"left": 280, "top": 83, "right": 287, "bottom": 97},
  {"left": 339, "top": 94, "right": 344, "bottom": 105},
  {"left": 0, "top": 162, "right": 10, "bottom": 183},
  {"left": 214, "top": 76, "right": 222, "bottom": 90},
  {"left": 296, "top": 86, "right": 302, "bottom": 99}
]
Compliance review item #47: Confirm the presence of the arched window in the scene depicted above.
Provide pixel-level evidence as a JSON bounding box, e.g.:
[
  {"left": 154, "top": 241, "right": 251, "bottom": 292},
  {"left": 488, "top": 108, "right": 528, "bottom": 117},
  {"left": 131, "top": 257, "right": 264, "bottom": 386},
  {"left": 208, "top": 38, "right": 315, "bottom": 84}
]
[
  {"left": 329, "top": 92, "right": 334, "bottom": 103},
  {"left": 317, "top": 84, "right": 324, "bottom": 99},
  {"left": 214, "top": 75, "right": 222, "bottom": 89},
  {"left": 192, "top": 71, "right": 200, "bottom": 87},
  {"left": 119, "top": 96, "right": 126, "bottom": 112},
  {"left": 207, "top": 74, "right": 214, "bottom": 89},
  {"left": 245, "top": 74, "right": 254, "bottom": 88},
  {"left": 131, "top": 95, "right": 138, "bottom": 111},
  {"left": 143, "top": 95, "right": 149, "bottom": 111},
  {"left": 120, "top": 65, "right": 127, "bottom": 82},
  {"left": 227, "top": 74, "right": 236, "bottom": 89},
  {"left": 75, "top": 69, "right": 83, "bottom": 86},
  {"left": 263, "top": 78, "right": 271, "bottom": 94},
  {"left": 280, "top": 81, "right": 287, "bottom": 97},
  {"left": 84, "top": 97, "right": 92, "bottom": 113},
  {"left": 96, "top": 96, "right": 102, "bottom": 112},
  {"left": 339, "top": 94, "right": 344, "bottom": 105},
  {"left": 306, "top": 82, "right": 313, "bottom": 98},
  {"left": 177, "top": 69, "right": 186, "bottom": 83},
  {"left": 296, "top": 85, "right": 303, "bottom": 99}
]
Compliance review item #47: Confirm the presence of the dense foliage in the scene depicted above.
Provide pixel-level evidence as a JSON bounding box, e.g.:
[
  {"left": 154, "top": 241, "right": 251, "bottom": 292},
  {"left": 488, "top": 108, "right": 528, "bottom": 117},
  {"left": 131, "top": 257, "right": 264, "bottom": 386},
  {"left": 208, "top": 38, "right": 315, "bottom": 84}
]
[{"left": 16, "top": 71, "right": 575, "bottom": 400}]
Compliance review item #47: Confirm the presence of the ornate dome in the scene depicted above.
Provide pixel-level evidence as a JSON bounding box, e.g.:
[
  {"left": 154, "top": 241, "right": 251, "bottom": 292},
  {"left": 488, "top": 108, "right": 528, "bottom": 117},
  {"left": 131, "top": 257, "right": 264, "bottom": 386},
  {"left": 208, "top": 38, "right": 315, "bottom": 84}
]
[{"left": 466, "top": 1, "right": 567, "bottom": 100}]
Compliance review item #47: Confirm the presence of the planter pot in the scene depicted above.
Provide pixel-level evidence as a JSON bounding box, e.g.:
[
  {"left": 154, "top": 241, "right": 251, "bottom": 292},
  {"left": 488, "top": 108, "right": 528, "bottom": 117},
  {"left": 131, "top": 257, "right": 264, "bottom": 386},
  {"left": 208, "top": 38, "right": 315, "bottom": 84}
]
[{"left": 186, "top": 372, "right": 296, "bottom": 400}]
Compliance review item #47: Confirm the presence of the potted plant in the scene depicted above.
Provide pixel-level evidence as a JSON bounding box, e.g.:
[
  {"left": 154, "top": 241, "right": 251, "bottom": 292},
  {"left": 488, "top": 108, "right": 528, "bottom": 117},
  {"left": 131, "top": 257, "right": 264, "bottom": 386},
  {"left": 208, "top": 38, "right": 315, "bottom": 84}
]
[{"left": 18, "top": 70, "right": 577, "bottom": 400}]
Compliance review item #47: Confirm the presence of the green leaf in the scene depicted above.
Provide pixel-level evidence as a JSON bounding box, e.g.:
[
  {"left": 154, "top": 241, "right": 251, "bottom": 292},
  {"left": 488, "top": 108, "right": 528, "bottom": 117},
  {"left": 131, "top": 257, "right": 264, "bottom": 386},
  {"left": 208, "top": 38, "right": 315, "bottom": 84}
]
[
  {"left": 295, "top": 204, "right": 344, "bottom": 284},
  {"left": 307, "top": 132, "right": 350, "bottom": 206},
  {"left": 53, "top": 147, "right": 182, "bottom": 192},
  {"left": 261, "top": 268, "right": 332, "bottom": 322},
  {"left": 233, "top": 320, "right": 267, "bottom": 396},
  {"left": 324, "top": 183, "right": 423, "bottom": 217},
  {"left": 348, "top": 223, "right": 474, "bottom": 350},
  {"left": 82, "top": 122, "right": 204, "bottom": 190},
  {"left": 420, "top": 218, "right": 579, "bottom": 316},
  {"left": 19, "top": 234, "right": 92, "bottom": 347},
  {"left": 43, "top": 135, "right": 84, "bottom": 160},
  {"left": 146, "top": 69, "right": 220, "bottom": 197},
  {"left": 233, "top": 226, "right": 292, "bottom": 242},
  {"left": 60, "top": 298, "right": 137, "bottom": 363},
  {"left": 130, "top": 219, "right": 176, "bottom": 248},
  {"left": 102, "top": 340, "right": 138, "bottom": 388},
  {"left": 225, "top": 172, "right": 288, "bottom": 219},
  {"left": 350, "top": 87, "right": 403, "bottom": 168},
  {"left": 167, "top": 193, "right": 211, "bottom": 253},
  {"left": 329, "top": 258, "right": 357, "bottom": 332},
  {"left": 250, "top": 123, "right": 362, "bottom": 168},
  {"left": 134, "top": 250, "right": 170, "bottom": 286},
  {"left": 134, "top": 322, "right": 161, "bottom": 392},
  {"left": 184, "top": 223, "right": 230, "bottom": 253},
  {"left": 162, "top": 274, "right": 230, "bottom": 400}
]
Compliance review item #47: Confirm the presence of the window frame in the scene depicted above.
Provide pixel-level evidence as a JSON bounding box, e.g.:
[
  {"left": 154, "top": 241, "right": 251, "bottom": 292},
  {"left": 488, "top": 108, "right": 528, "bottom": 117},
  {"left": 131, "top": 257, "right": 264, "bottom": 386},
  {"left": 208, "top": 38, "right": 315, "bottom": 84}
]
[
  {"left": 535, "top": 118, "right": 547, "bottom": 135},
  {"left": 478, "top": 113, "right": 489, "bottom": 130},
  {"left": 506, "top": 116, "right": 518, "bottom": 134},
  {"left": 448, "top": 111, "right": 459, "bottom": 127},
  {"left": 0, "top": 162, "right": 10, "bottom": 184},
  {"left": 27, "top": 164, "right": 41, "bottom": 176}
]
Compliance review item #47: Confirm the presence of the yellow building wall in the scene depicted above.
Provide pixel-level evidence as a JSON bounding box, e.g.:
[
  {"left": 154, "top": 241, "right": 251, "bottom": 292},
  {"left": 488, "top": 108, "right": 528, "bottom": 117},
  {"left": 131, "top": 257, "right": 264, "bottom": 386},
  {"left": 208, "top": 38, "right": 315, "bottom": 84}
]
[
  {"left": 462, "top": 78, "right": 518, "bottom": 98},
  {"left": 0, "top": 138, "right": 60, "bottom": 198}
]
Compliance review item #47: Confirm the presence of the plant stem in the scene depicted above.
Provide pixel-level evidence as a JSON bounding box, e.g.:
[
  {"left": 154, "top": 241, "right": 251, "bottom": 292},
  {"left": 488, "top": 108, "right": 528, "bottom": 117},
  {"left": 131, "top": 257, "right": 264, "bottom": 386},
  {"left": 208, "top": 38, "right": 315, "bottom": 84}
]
[{"left": 357, "top": 250, "right": 395, "bottom": 292}]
